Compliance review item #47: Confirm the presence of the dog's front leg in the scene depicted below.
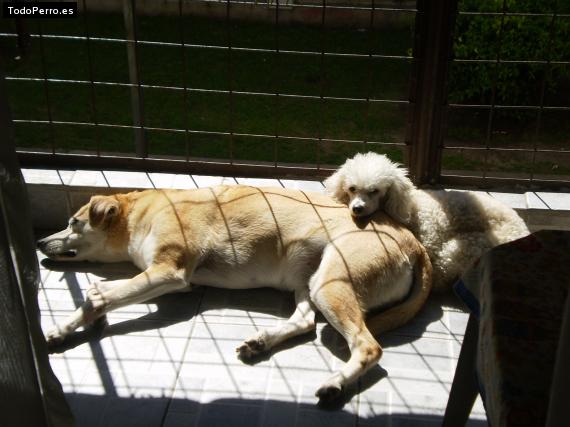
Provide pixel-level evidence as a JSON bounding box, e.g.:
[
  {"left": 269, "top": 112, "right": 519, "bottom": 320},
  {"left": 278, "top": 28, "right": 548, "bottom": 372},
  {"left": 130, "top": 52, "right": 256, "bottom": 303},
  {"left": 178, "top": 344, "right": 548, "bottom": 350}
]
[
  {"left": 45, "top": 264, "right": 189, "bottom": 344},
  {"left": 236, "top": 287, "right": 316, "bottom": 359}
]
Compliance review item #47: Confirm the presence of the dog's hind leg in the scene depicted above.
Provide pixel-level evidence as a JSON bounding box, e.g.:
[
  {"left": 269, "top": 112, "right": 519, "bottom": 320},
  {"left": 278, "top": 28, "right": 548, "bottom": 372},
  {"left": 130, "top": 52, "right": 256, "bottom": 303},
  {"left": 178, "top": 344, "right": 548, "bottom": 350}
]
[
  {"left": 45, "top": 264, "right": 189, "bottom": 344},
  {"left": 236, "top": 287, "right": 316, "bottom": 360},
  {"left": 309, "top": 265, "right": 382, "bottom": 403}
]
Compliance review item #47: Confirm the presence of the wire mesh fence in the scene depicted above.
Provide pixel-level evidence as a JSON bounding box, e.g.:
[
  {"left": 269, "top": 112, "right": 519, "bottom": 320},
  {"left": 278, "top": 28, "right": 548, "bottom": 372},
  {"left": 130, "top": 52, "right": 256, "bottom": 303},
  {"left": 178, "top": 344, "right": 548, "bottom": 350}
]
[
  {"left": 0, "top": 0, "right": 416, "bottom": 179},
  {"left": 442, "top": 0, "right": 570, "bottom": 188},
  {"left": 0, "top": 0, "right": 568, "bottom": 187}
]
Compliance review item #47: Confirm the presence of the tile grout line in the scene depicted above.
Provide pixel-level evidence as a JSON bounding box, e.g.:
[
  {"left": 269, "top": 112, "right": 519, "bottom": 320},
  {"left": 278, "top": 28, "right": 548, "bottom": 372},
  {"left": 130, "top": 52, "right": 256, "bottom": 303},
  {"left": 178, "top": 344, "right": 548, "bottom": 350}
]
[
  {"left": 258, "top": 350, "right": 277, "bottom": 427},
  {"left": 159, "top": 288, "right": 206, "bottom": 427},
  {"left": 387, "top": 390, "right": 393, "bottom": 427},
  {"left": 41, "top": 265, "right": 78, "bottom": 395},
  {"left": 355, "top": 377, "right": 362, "bottom": 427}
]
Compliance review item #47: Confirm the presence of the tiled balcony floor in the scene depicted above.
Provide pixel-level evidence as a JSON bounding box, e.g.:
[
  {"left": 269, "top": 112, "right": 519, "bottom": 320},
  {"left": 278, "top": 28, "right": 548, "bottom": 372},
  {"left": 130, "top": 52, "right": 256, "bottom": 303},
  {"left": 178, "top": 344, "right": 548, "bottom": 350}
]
[
  {"left": 36, "top": 177, "right": 488, "bottom": 427},
  {"left": 38, "top": 254, "right": 487, "bottom": 427}
]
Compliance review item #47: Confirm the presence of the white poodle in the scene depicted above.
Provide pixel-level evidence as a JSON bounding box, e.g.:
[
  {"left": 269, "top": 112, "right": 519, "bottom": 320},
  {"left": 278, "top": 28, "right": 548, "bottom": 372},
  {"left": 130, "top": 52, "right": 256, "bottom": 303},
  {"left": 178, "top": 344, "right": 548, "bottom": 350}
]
[{"left": 324, "top": 152, "right": 530, "bottom": 291}]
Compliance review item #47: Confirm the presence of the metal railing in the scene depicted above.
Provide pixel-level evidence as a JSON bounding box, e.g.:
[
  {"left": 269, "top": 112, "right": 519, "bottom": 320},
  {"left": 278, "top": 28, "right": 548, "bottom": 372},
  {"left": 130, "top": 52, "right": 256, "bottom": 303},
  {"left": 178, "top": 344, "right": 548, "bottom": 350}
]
[
  {"left": 1, "top": 0, "right": 569, "bottom": 188},
  {"left": 441, "top": 1, "right": 570, "bottom": 189}
]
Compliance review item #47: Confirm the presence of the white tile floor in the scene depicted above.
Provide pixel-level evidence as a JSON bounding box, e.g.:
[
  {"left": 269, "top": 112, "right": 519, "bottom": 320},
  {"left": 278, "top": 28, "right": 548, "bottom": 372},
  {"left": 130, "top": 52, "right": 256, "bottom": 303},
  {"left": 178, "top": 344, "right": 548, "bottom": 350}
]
[{"left": 38, "top": 252, "right": 488, "bottom": 426}]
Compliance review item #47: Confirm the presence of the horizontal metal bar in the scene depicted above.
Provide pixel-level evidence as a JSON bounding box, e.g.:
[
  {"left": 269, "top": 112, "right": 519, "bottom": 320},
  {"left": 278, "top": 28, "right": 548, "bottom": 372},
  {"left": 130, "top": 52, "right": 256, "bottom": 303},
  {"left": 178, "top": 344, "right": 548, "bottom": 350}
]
[
  {"left": 5, "top": 76, "right": 410, "bottom": 105},
  {"left": 12, "top": 118, "right": 406, "bottom": 147},
  {"left": 16, "top": 151, "right": 337, "bottom": 180},
  {"left": 458, "top": 11, "right": 570, "bottom": 18},
  {"left": 440, "top": 173, "right": 570, "bottom": 190},
  {"left": 453, "top": 58, "right": 570, "bottom": 66},
  {"left": 443, "top": 145, "right": 570, "bottom": 154},
  {"left": 0, "top": 32, "right": 413, "bottom": 61},
  {"left": 174, "top": 0, "right": 417, "bottom": 13},
  {"left": 448, "top": 103, "right": 570, "bottom": 111}
]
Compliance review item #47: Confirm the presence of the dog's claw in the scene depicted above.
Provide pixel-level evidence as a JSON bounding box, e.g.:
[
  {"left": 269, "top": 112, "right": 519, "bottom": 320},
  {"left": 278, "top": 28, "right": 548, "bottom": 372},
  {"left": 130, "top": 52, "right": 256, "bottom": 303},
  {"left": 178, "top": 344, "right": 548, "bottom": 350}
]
[
  {"left": 45, "top": 327, "right": 66, "bottom": 345},
  {"left": 316, "top": 373, "right": 344, "bottom": 404},
  {"left": 236, "top": 337, "right": 266, "bottom": 360},
  {"left": 315, "top": 383, "right": 343, "bottom": 403}
]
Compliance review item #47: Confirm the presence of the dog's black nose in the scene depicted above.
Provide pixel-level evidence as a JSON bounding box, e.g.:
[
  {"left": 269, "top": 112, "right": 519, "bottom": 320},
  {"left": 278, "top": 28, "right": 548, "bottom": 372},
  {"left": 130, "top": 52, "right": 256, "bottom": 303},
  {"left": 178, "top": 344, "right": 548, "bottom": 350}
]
[{"left": 352, "top": 206, "right": 364, "bottom": 215}]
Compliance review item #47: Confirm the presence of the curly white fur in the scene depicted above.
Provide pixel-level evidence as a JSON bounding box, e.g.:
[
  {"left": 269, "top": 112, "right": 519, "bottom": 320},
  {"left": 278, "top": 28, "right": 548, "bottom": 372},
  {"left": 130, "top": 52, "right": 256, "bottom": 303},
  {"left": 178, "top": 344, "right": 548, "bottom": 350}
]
[{"left": 324, "top": 152, "right": 531, "bottom": 291}]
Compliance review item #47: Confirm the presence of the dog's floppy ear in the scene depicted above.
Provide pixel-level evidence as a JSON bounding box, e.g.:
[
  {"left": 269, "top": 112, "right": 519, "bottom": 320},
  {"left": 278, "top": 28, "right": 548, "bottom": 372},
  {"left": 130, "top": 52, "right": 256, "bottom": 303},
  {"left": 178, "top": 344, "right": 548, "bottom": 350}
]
[
  {"left": 384, "top": 169, "right": 414, "bottom": 224},
  {"left": 324, "top": 169, "right": 350, "bottom": 205},
  {"left": 89, "top": 195, "right": 120, "bottom": 228}
]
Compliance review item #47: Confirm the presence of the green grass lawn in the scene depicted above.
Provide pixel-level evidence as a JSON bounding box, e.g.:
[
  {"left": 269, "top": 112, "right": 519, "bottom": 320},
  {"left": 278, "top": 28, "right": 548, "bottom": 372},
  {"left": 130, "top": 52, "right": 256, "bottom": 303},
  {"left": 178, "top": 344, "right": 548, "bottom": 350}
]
[
  {"left": 444, "top": 106, "right": 570, "bottom": 177},
  {"left": 1, "top": 11, "right": 568, "bottom": 176},
  {"left": 0, "top": 12, "right": 412, "bottom": 166}
]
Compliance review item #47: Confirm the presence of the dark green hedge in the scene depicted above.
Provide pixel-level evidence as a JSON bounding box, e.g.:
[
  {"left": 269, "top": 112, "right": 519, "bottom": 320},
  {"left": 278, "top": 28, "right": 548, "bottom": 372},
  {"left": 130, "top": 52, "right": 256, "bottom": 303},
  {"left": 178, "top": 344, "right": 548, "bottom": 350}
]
[{"left": 449, "top": 0, "right": 569, "bottom": 108}]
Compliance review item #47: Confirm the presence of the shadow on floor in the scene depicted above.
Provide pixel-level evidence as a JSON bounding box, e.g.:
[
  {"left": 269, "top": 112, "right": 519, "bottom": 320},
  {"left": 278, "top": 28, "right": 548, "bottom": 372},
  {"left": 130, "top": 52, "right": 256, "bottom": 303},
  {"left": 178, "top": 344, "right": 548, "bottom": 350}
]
[
  {"left": 64, "top": 392, "right": 488, "bottom": 427},
  {"left": 43, "top": 258, "right": 456, "bottom": 408},
  {"left": 47, "top": 278, "right": 449, "bottom": 360},
  {"left": 43, "top": 257, "right": 451, "bottom": 355}
]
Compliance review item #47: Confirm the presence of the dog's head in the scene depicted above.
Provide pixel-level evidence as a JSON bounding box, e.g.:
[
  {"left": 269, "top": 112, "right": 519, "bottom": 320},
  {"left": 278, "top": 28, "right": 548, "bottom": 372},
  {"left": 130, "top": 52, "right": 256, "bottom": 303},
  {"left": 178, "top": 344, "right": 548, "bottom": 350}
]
[
  {"left": 324, "top": 152, "right": 415, "bottom": 222},
  {"left": 37, "top": 195, "right": 123, "bottom": 262}
]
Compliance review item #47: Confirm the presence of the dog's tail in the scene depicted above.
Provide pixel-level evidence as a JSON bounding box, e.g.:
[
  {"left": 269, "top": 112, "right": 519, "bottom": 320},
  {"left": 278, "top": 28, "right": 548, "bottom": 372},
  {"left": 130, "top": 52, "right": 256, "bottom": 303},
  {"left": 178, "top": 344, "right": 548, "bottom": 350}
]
[{"left": 366, "top": 243, "right": 432, "bottom": 335}]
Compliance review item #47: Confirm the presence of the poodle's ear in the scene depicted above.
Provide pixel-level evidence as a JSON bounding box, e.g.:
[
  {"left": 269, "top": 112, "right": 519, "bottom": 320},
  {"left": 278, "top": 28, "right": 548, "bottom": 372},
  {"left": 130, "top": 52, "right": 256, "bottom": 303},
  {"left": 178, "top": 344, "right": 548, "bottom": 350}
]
[
  {"left": 384, "top": 172, "right": 415, "bottom": 224},
  {"left": 324, "top": 170, "right": 349, "bottom": 205}
]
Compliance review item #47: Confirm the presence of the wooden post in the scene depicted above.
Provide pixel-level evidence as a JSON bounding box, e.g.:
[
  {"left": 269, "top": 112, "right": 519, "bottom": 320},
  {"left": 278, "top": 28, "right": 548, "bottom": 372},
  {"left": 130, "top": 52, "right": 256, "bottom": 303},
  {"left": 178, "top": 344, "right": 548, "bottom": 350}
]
[
  {"left": 123, "top": 0, "right": 147, "bottom": 158},
  {"left": 408, "top": 0, "right": 457, "bottom": 185},
  {"left": 0, "top": 59, "right": 73, "bottom": 427},
  {"left": 442, "top": 314, "right": 480, "bottom": 427}
]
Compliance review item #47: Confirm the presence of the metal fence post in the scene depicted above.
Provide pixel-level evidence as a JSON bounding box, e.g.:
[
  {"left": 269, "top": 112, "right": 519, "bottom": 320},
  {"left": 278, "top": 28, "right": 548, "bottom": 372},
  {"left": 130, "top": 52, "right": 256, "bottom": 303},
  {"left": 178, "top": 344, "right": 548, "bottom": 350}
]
[
  {"left": 408, "top": 0, "right": 457, "bottom": 185},
  {"left": 122, "top": 0, "right": 147, "bottom": 158},
  {"left": 15, "top": 17, "right": 31, "bottom": 59}
]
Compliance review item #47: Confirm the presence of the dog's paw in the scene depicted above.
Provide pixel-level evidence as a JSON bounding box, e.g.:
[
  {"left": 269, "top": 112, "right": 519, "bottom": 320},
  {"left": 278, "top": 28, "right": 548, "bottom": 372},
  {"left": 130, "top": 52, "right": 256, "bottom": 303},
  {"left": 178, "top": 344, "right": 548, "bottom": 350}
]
[
  {"left": 236, "top": 335, "right": 267, "bottom": 360},
  {"left": 86, "top": 285, "right": 106, "bottom": 308},
  {"left": 45, "top": 326, "right": 66, "bottom": 345},
  {"left": 315, "top": 377, "right": 344, "bottom": 404}
]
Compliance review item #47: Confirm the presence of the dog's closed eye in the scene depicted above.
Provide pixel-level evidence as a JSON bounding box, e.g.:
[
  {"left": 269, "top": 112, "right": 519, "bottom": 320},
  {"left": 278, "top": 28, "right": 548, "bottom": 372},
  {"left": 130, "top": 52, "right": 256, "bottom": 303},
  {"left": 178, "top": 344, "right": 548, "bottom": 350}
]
[{"left": 368, "top": 189, "right": 379, "bottom": 195}]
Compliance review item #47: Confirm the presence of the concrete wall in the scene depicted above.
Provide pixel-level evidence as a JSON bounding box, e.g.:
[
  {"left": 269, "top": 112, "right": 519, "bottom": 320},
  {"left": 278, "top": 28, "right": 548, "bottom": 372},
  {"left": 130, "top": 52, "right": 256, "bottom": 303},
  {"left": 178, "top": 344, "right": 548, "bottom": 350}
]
[{"left": 23, "top": 169, "right": 570, "bottom": 231}]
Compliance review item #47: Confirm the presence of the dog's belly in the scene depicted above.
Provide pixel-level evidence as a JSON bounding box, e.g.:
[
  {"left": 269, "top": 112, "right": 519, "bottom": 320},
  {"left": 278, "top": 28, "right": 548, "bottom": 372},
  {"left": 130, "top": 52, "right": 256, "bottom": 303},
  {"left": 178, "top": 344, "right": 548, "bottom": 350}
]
[
  {"left": 190, "top": 233, "right": 323, "bottom": 291},
  {"left": 192, "top": 263, "right": 299, "bottom": 291},
  {"left": 191, "top": 251, "right": 308, "bottom": 291}
]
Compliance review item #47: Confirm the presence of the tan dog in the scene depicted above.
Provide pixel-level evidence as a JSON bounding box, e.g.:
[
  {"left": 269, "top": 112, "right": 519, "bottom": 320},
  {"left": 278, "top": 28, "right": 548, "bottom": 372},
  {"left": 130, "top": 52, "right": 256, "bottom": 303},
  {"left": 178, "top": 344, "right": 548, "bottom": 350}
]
[{"left": 38, "top": 185, "right": 432, "bottom": 402}]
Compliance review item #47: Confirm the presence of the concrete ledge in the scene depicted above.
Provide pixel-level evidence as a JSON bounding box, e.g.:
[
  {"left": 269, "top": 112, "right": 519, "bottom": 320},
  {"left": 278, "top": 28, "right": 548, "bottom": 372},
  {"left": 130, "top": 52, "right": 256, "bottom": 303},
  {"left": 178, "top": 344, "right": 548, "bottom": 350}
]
[
  {"left": 518, "top": 209, "right": 570, "bottom": 232},
  {"left": 23, "top": 168, "right": 570, "bottom": 231},
  {"left": 23, "top": 169, "right": 326, "bottom": 229}
]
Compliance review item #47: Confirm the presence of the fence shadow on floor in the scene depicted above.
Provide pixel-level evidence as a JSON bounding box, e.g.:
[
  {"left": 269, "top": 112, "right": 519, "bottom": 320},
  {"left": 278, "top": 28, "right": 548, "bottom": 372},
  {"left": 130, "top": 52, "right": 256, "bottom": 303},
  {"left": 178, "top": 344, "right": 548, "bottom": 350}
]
[
  {"left": 43, "top": 257, "right": 455, "bottom": 410},
  {"left": 64, "top": 392, "right": 488, "bottom": 427}
]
